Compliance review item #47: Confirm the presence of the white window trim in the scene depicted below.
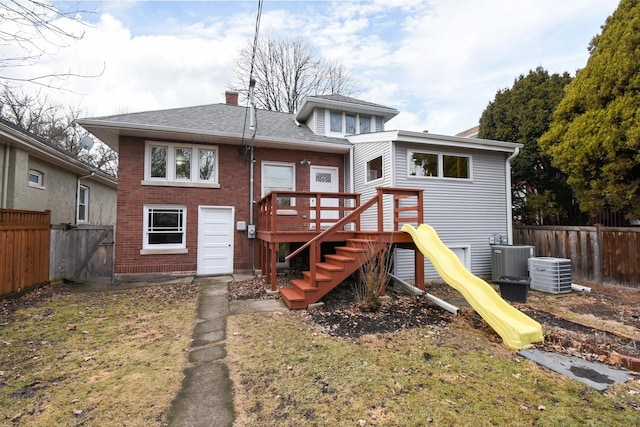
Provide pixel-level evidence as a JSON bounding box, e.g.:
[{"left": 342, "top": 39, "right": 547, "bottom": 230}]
[
  {"left": 77, "top": 184, "right": 89, "bottom": 224},
  {"left": 142, "top": 141, "right": 220, "bottom": 188},
  {"left": 325, "top": 110, "right": 375, "bottom": 137},
  {"left": 141, "top": 204, "right": 188, "bottom": 254},
  {"left": 28, "top": 170, "right": 45, "bottom": 189},
  {"left": 407, "top": 149, "right": 473, "bottom": 181},
  {"left": 261, "top": 161, "right": 296, "bottom": 205},
  {"left": 365, "top": 155, "right": 384, "bottom": 183}
]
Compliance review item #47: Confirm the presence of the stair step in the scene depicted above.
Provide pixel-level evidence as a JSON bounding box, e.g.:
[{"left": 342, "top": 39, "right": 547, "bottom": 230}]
[
  {"left": 302, "top": 271, "right": 331, "bottom": 282},
  {"left": 291, "top": 278, "right": 318, "bottom": 292},
  {"left": 336, "top": 246, "right": 366, "bottom": 254},
  {"left": 325, "top": 254, "right": 356, "bottom": 264},
  {"left": 316, "top": 262, "right": 344, "bottom": 273},
  {"left": 280, "top": 287, "right": 307, "bottom": 310}
]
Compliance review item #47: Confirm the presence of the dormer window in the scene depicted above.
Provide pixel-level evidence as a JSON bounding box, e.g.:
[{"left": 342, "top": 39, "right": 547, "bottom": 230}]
[
  {"left": 359, "top": 116, "right": 371, "bottom": 133},
  {"left": 327, "top": 110, "right": 373, "bottom": 136}
]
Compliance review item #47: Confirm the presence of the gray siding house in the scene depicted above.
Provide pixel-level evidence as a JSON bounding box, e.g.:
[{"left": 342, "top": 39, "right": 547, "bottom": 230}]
[
  {"left": 0, "top": 119, "right": 118, "bottom": 225},
  {"left": 349, "top": 131, "right": 520, "bottom": 283}
]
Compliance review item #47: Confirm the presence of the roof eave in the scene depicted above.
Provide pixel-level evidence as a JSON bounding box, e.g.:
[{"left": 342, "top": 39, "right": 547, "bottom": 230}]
[
  {"left": 76, "top": 120, "right": 352, "bottom": 154},
  {"left": 0, "top": 123, "right": 118, "bottom": 188},
  {"left": 296, "top": 97, "right": 399, "bottom": 123},
  {"left": 348, "top": 129, "right": 522, "bottom": 152}
]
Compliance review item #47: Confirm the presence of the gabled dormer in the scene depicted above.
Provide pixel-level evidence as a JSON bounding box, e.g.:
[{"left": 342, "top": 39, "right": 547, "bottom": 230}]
[{"left": 295, "top": 94, "right": 399, "bottom": 138}]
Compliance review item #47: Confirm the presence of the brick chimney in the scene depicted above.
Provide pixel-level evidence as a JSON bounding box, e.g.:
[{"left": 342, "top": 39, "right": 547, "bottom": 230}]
[{"left": 225, "top": 91, "right": 239, "bottom": 106}]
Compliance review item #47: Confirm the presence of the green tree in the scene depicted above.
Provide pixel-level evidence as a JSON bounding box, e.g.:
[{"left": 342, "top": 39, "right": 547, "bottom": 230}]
[
  {"left": 478, "top": 67, "right": 583, "bottom": 224},
  {"left": 540, "top": 0, "right": 640, "bottom": 219}
]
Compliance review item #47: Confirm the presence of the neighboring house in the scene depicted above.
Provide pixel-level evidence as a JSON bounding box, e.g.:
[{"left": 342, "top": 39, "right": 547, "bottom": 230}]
[
  {"left": 455, "top": 125, "right": 480, "bottom": 138},
  {"left": 77, "top": 94, "right": 520, "bottom": 290},
  {"left": 0, "top": 119, "right": 117, "bottom": 225}
]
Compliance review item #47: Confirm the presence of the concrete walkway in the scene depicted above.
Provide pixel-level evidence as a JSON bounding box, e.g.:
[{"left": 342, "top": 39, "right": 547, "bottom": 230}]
[{"left": 166, "top": 274, "right": 286, "bottom": 427}]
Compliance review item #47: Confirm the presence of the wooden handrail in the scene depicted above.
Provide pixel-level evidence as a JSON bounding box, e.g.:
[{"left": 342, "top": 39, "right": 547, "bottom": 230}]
[{"left": 285, "top": 191, "right": 380, "bottom": 261}]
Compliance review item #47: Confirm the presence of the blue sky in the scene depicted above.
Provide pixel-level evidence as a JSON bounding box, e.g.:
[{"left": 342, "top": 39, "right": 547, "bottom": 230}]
[{"left": 10, "top": 0, "right": 621, "bottom": 135}]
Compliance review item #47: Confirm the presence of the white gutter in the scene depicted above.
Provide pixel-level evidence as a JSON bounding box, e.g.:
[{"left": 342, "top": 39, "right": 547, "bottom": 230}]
[
  {"left": 505, "top": 147, "right": 520, "bottom": 244},
  {"left": 2, "top": 144, "right": 9, "bottom": 208}
]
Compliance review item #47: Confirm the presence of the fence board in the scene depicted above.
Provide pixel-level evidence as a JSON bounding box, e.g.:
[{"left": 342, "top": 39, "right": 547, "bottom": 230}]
[
  {"left": 50, "top": 225, "right": 114, "bottom": 282},
  {"left": 514, "top": 225, "right": 640, "bottom": 288},
  {"left": 0, "top": 209, "right": 51, "bottom": 296}
]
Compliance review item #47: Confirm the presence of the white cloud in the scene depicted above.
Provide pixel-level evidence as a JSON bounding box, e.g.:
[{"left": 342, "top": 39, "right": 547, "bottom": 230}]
[{"left": 7, "top": 0, "right": 620, "bottom": 137}]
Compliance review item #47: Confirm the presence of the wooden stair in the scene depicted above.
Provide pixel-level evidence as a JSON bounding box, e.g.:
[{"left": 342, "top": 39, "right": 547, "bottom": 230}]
[{"left": 280, "top": 238, "right": 389, "bottom": 309}]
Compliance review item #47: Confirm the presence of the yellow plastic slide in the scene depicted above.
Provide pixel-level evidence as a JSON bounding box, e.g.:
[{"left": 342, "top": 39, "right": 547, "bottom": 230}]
[{"left": 401, "top": 224, "right": 544, "bottom": 351}]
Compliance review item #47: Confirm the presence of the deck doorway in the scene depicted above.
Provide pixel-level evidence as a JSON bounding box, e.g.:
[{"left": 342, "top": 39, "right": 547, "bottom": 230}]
[{"left": 309, "top": 166, "right": 339, "bottom": 229}]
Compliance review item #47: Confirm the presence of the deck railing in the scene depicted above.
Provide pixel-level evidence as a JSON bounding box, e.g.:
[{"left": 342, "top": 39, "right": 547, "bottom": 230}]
[
  {"left": 257, "top": 191, "right": 362, "bottom": 234},
  {"left": 282, "top": 187, "right": 423, "bottom": 287}
]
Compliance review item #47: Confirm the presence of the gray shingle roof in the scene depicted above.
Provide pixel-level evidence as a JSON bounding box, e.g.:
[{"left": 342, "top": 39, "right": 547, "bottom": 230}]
[{"left": 81, "top": 103, "right": 350, "bottom": 146}]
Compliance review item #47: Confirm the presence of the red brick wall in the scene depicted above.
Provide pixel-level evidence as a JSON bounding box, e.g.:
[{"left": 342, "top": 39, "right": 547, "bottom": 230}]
[{"left": 115, "top": 136, "right": 345, "bottom": 275}]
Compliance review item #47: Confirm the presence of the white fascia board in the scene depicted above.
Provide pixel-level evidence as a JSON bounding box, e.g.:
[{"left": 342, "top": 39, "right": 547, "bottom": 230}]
[
  {"left": 349, "top": 129, "right": 521, "bottom": 153},
  {"left": 395, "top": 130, "right": 522, "bottom": 152}
]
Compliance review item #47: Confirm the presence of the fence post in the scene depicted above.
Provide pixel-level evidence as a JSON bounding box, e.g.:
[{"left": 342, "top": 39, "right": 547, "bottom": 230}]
[{"left": 594, "top": 224, "right": 603, "bottom": 283}]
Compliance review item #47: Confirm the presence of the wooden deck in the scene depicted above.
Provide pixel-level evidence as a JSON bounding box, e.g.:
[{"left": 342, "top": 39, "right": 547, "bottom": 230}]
[{"left": 256, "top": 187, "right": 425, "bottom": 308}]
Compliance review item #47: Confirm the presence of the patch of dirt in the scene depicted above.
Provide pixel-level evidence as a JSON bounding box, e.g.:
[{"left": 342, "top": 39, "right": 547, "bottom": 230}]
[{"left": 227, "top": 274, "right": 640, "bottom": 367}]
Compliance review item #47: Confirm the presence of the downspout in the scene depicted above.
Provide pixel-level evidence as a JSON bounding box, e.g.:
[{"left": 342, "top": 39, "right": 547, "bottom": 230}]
[
  {"left": 2, "top": 145, "right": 9, "bottom": 208},
  {"left": 505, "top": 147, "right": 520, "bottom": 244},
  {"left": 349, "top": 146, "right": 354, "bottom": 194},
  {"left": 248, "top": 78, "right": 257, "bottom": 271}
]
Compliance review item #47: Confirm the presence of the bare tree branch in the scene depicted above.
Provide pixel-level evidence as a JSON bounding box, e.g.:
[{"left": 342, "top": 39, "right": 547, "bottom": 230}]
[
  {"left": 0, "top": 86, "right": 118, "bottom": 177},
  {"left": 0, "top": 0, "right": 100, "bottom": 89},
  {"left": 231, "top": 35, "right": 361, "bottom": 113}
]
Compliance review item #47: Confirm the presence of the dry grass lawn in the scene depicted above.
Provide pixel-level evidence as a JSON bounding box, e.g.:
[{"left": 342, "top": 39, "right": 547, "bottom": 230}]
[
  {"left": 227, "top": 310, "right": 640, "bottom": 427},
  {"left": 0, "top": 283, "right": 200, "bottom": 426}
]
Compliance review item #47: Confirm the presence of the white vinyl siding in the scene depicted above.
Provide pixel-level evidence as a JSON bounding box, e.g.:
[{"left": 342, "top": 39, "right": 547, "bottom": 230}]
[
  {"left": 352, "top": 140, "right": 394, "bottom": 231},
  {"left": 392, "top": 143, "right": 509, "bottom": 282},
  {"left": 313, "top": 108, "right": 324, "bottom": 134}
]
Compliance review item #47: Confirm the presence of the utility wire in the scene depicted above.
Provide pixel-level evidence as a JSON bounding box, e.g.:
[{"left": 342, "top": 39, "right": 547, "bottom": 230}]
[{"left": 240, "top": 0, "right": 263, "bottom": 149}]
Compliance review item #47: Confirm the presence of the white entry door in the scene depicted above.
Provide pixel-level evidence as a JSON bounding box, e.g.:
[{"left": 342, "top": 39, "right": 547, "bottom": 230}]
[
  {"left": 310, "top": 166, "right": 339, "bottom": 229},
  {"left": 198, "top": 206, "right": 234, "bottom": 275}
]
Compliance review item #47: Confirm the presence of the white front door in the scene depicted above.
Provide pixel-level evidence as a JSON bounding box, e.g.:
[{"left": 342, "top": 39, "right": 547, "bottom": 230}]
[
  {"left": 310, "top": 166, "right": 339, "bottom": 228},
  {"left": 198, "top": 206, "right": 234, "bottom": 275}
]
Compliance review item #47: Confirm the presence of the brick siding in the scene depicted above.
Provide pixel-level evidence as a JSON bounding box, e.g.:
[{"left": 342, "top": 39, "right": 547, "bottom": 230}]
[{"left": 115, "top": 136, "right": 345, "bottom": 275}]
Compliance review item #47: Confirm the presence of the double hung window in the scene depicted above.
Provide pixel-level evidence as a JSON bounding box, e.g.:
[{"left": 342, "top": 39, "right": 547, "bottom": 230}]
[
  {"left": 77, "top": 185, "right": 89, "bottom": 223},
  {"left": 262, "top": 162, "right": 295, "bottom": 206}
]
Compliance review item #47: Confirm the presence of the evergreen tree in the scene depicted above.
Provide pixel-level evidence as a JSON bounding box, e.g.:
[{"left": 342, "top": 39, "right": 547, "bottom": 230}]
[
  {"left": 479, "top": 67, "right": 583, "bottom": 224},
  {"left": 540, "top": 0, "right": 640, "bottom": 219}
]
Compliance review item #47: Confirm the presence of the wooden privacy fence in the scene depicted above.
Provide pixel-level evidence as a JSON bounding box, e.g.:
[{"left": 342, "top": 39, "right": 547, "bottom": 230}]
[
  {"left": 513, "top": 225, "right": 640, "bottom": 288},
  {"left": 50, "top": 224, "right": 114, "bottom": 283},
  {"left": 0, "top": 209, "right": 51, "bottom": 296}
]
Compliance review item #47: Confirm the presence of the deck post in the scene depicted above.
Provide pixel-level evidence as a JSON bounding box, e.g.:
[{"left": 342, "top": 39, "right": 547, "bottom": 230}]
[
  {"left": 270, "top": 243, "right": 278, "bottom": 291},
  {"left": 415, "top": 249, "right": 425, "bottom": 290},
  {"left": 377, "top": 188, "right": 384, "bottom": 231}
]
